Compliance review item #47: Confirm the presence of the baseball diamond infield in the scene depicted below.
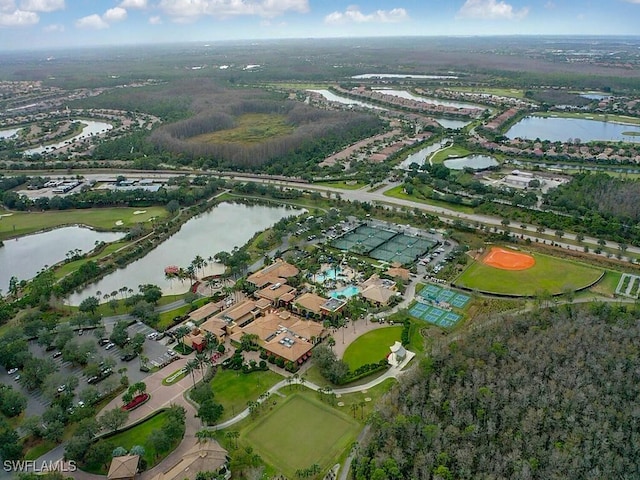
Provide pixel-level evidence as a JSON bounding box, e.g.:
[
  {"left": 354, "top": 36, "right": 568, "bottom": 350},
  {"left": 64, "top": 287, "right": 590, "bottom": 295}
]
[
  {"left": 483, "top": 247, "right": 536, "bottom": 270},
  {"left": 454, "top": 246, "right": 604, "bottom": 296}
]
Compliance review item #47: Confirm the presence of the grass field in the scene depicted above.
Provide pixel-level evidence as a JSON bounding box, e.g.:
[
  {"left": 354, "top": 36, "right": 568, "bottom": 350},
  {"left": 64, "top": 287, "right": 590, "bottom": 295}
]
[
  {"left": 211, "top": 369, "right": 283, "bottom": 421},
  {"left": 54, "top": 241, "right": 130, "bottom": 279},
  {"left": 314, "top": 180, "right": 367, "bottom": 190},
  {"left": 189, "top": 113, "right": 295, "bottom": 145},
  {"left": 446, "top": 87, "right": 526, "bottom": 99},
  {"left": 84, "top": 411, "right": 175, "bottom": 474},
  {"left": 454, "top": 248, "right": 604, "bottom": 296},
  {"left": 430, "top": 144, "right": 472, "bottom": 164},
  {"left": 342, "top": 326, "right": 401, "bottom": 369},
  {"left": 383, "top": 185, "right": 476, "bottom": 214},
  {"left": 244, "top": 394, "right": 360, "bottom": 477},
  {"left": 0, "top": 206, "right": 167, "bottom": 240}
]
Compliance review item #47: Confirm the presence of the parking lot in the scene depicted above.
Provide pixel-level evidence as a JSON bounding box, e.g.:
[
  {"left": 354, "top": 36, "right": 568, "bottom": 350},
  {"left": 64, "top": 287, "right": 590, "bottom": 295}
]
[{"left": 3, "top": 320, "right": 178, "bottom": 419}]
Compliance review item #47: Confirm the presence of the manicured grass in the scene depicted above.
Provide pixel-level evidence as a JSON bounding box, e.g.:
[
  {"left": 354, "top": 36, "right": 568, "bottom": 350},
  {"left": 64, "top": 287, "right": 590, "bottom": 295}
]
[
  {"left": 54, "top": 241, "right": 130, "bottom": 279},
  {"left": 430, "top": 144, "right": 471, "bottom": 164},
  {"left": 590, "top": 270, "right": 623, "bottom": 297},
  {"left": 157, "top": 304, "right": 191, "bottom": 331},
  {"left": 454, "top": 248, "right": 604, "bottom": 296},
  {"left": 383, "top": 185, "right": 475, "bottom": 214},
  {"left": 447, "top": 87, "right": 526, "bottom": 99},
  {"left": 244, "top": 394, "right": 360, "bottom": 478},
  {"left": 0, "top": 206, "right": 167, "bottom": 240},
  {"left": 314, "top": 181, "right": 366, "bottom": 190},
  {"left": 189, "top": 113, "right": 295, "bottom": 145},
  {"left": 211, "top": 369, "right": 283, "bottom": 421},
  {"left": 342, "top": 326, "right": 402, "bottom": 369},
  {"left": 85, "top": 411, "right": 175, "bottom": 473}
]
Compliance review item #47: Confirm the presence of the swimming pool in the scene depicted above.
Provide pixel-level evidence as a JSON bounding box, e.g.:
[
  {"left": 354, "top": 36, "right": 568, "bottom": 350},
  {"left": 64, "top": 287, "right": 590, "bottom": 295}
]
[
  {"left": 330, "top": 285, "right": 360, "bottom": 299},
  {"left": 315, "top": 267, "right": 343, "bottom": 283}
]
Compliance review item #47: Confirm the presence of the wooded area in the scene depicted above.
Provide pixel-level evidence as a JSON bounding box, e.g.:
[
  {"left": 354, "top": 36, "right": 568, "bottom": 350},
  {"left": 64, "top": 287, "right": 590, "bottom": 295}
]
[{"left": 354, "top": 303, "right": 640, "bottom": 479}]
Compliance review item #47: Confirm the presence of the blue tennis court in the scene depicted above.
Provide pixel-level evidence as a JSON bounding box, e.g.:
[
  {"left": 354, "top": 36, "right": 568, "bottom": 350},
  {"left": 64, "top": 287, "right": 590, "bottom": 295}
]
[
  {"left": 408, "top": 302, "right": 462, "bottom": 328},
  {"left": 419, "top": 284, "right": 471, "bottom": 309}
]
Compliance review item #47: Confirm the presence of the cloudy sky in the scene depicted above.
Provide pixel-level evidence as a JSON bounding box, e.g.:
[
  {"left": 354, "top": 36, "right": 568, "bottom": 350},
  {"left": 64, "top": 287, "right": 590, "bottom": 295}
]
[{"left": 0, "top": 0, "right": 639, "bottom": 51}]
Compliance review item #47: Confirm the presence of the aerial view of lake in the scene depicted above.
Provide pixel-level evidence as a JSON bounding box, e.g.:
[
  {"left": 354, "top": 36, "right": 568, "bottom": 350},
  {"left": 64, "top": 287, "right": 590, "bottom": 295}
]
[
  {"left": 373, "top": 89, "right": 484, "bottom": 110},
  {"left": 352, "top": 73, "right": 459, "bottom": 80},
  {"left": 399, "top": 138, "right": 451, "bottom": 169},
  {"left": 307, "top": 89, "right": 386, "bottom": 110},
  {"left": 579, "top": 92, "right": 611, "bottom": 101},
  {"left": 506, "top": 116, "right": 640, "bottom": 143},
  {"left": 444, "top": 155, "right": 499, "bottom": 170},
  {"left": 0, "top": 226, "right": 123, "bottom": 292},
  {"left": 0, "top": 128, "right": 20, "bottom": 139},
  {"left": 67, "top": 202, "right": 299, "bottom": 305},
  {"left": 24, "top": 119, "right": 113, "bottom": 155}
]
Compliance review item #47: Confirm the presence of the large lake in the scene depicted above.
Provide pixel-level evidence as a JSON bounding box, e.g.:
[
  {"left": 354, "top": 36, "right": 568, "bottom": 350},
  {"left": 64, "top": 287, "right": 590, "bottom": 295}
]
[
  {"left": 444, "top": 155, "right": 499, "bottom": 170},
  {"left": 399, "top": 138, "right": 451, "bottom": 169},
  {"left": 307, "top": 89, "right": 386, "bottom": 110},
  {"left": 24, "top": 120, "right": 113, "bottom": 155},
  {"left": 67, "top": 202, "right": 298, "bottom": 305},
  {"left": 506, "top": 116, "right": 640, "bottom": 143},
  {"left": 0, "top": 226, "right": 123, "bottom": 291},
  {"left": 373, "top": 89, "right": 484, "bottom": 111}
]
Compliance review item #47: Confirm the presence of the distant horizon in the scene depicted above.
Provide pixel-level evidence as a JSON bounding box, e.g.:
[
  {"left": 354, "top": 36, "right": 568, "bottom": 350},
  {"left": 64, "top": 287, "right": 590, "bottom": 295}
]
[
  {"left": 2, "top": 33, "right": 640, "bottom": 55},
  {"left": 1, "top": 0, "right": 639, "bottom": 52}
]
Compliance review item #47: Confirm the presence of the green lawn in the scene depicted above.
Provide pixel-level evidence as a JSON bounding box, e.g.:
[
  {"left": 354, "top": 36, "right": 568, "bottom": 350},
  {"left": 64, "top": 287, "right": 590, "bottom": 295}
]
[
  {"left": 455, "top": 248, "right": 604, "bottom": 296},
  {"left": 211, "top": 369, "right": 283, "bottom": 421},
  {"left": 244, "top": 394, "right": 360, "bottom": 478},
  {"left": 430, "top": 144, "right": 472, "bottom": 164},
  {"left": 54, "top": 241, "right": 130, "bottom": 279},
  {"left": 447, "top": 87, "right": 526, "bottom": 99},
  {"left": 342, "top": 326, "right": 402, "bottom": 369},
  {"left": 314, "top": 181, "right": 366, "bottom": 190},
  {"left": 0, "top": 206, "right": 167, "bottom": 240},
  {"left": 383, "top": 185, "right": 475, "bottom": 214},
  {"left": 85, "top": 411, "right": 176, "bottom": 473},
  {"left": 157, "top": 304, "right": 191, "bottom": 331},
  {"left": 589, "top": 270, "right": 622, "bottom": 297}
]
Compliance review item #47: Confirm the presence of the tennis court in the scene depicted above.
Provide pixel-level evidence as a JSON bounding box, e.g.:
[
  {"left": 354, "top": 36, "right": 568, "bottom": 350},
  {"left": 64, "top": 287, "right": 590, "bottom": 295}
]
[
  {"left": 418, "top": 284, "right": 470, "bottom": 308},
  {"left": 332, "top": 224, "right": 397, "bottom": 255},
  {"left": 369, "top": 234, "right": 435, "bottom": 264},
  {"left": 408, "top": 302, "right": 462, "bottom": 328}
]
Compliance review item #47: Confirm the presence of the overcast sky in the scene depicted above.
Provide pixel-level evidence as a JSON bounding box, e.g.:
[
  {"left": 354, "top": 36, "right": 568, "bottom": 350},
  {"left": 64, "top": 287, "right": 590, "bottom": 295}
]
[{"left": 1, "top": 0, "right": 639, "bottom": 51}]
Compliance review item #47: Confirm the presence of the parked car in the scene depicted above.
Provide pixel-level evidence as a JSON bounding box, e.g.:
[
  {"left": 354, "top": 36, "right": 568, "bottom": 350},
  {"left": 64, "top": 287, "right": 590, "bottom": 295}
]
[
  {"left": 105, "top": 343, "right": 115, "bottom": 350},
  {"left": 52, "top": 351, "right": 62, "bottom": 358},
  {"left": 7, "top": 368, "right": 18, "bottom": 375},
  {"left": 57, "top": 385, "right": 66, "bottom": 393},
  {"left": 120, "top": 352, "right": 138, "bottom": 362},
  {"left": 98, "top": 338, "right": 110, "bottom": 346}
]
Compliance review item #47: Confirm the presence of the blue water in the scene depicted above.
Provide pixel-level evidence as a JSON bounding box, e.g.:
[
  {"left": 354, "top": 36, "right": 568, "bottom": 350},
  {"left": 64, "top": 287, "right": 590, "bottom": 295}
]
[
  {"left": 315, "top": 267, "right": 342, "bottom": 283},
  {"left": 331, "top": 285, "right": 360, "bottom": 299}
]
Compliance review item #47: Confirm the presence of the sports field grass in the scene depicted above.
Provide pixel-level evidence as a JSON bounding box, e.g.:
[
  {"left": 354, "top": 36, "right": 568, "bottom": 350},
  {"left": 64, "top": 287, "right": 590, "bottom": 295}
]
[
  {"left": 189, "top": 113, "right": 295, "bottom": 145},
  {"left": 342, "top": 326, "right": 401, "bottom": 369},
  {"left": 447, "top": 87, "right": 526, "bottom": 99},
  {"left": 211, "top": 369, "right": 283, "bottom": 421},
  {"left": 244, "top": 394, "right": 360, "bottom": 477},
  {"left": 0, "top": 206, "right": 167, "bottom": 240},
  {"left": 454, "top": 249, "right": 603, "bottom": 296}
]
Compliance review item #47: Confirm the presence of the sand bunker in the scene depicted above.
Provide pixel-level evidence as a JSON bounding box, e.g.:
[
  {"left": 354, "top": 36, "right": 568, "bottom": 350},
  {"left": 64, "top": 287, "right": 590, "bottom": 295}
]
[
  {"left": 133, "top": 210, "right": 147, "bottom": 215},
  {"left": 483, "top": 247, "right": 535, "bottom": 271},
  {"left": 115, "top": 220, "right": 124, "bottom": 226}
]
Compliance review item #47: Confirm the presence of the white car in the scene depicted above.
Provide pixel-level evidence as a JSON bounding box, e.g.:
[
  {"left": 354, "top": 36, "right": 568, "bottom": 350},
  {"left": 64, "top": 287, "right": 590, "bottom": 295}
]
[
  {"left": 57, "top": 385, "right": 66, "bottom": 393},
  {"left": 105, "top": 342, "right": 115, "bottom": 350},
  {"left": 7, "top": 367, "right": 18, "bottom": 375}
]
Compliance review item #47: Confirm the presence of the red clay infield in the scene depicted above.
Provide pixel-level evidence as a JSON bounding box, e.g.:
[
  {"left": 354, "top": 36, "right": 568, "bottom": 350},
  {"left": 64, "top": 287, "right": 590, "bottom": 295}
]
[{"left": 482, "top": 247, "right": 535, "bottom": 271}]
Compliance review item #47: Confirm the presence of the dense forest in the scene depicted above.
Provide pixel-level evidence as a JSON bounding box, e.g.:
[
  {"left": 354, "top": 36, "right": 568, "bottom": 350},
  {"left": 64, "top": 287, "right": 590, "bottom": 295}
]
[
  {"left": 354, "top": 303, "right": 640, "bottom": 479},
  {"left": 544, "top": 173, "right": 640, "bottom": 223},
  {"left": 151, "top": 97, "right": 383, "bottom": 171}
]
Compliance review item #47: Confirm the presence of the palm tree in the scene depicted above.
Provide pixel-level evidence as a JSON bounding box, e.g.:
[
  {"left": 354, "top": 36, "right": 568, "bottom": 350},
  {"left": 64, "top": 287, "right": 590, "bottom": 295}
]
[
  {"left": 226, "top": 430, "right": 239, "bottom": 449},
  {"left": 194, "top": 352, "right": 210, "bottom": 379},
  {"left": 185, "top": 359, "right": 199, "bottom": 388},
  {"left": 174, "top": 325, "right": 190, "bottom": 351}
]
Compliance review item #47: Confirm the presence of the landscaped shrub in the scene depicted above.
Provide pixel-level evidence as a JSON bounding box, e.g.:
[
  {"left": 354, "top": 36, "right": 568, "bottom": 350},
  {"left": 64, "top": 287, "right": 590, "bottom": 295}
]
[
  {"left": 267, "top": 354, "right": 276, "bottom": 364},
  {"left": 121, "top": 393, "right": 150, "bottom": 411},
  {"left": 259, "top": 350, "right": 268, "bottom": 360},
  {"left": 275, "top": 357, "right": 285, "bottom": 368},
  {"left": 401, "top": 319, "right": 411, "bottom": 346}
]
